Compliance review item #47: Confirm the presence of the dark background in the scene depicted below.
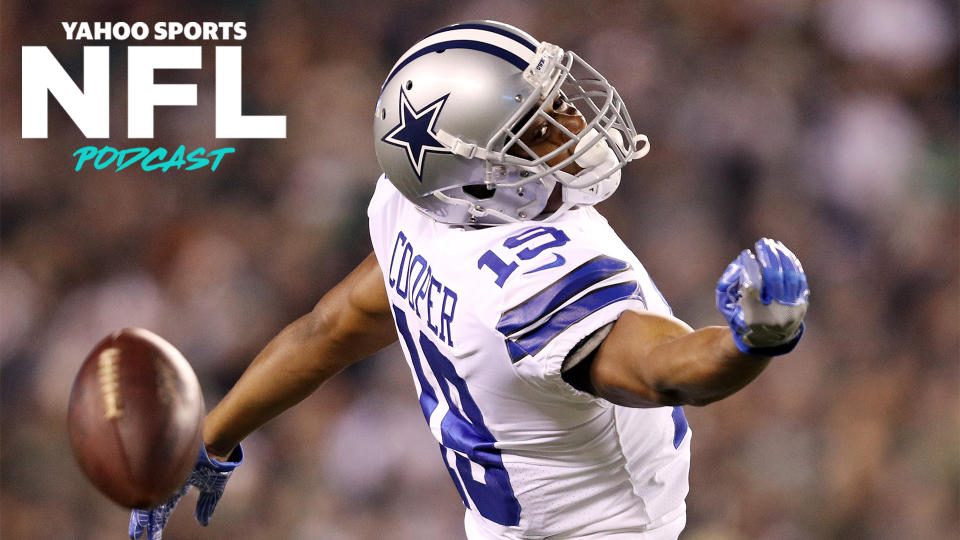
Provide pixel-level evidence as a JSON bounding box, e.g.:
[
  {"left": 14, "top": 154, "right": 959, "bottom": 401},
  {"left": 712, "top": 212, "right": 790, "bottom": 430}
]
[{"left": 2, "top": 1, "right": 957, "bottom": 538}]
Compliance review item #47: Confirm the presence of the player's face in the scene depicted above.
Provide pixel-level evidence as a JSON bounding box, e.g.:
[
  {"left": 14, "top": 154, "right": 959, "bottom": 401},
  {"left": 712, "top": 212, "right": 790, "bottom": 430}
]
[{"left": 512, "top": 95, "right": 586, "bottom": 175}]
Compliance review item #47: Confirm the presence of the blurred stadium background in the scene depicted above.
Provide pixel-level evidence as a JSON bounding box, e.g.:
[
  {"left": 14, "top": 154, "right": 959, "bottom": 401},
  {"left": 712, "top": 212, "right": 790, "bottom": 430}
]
[{"left": 2, "top": 0, "right": 957, "bottom": 538}]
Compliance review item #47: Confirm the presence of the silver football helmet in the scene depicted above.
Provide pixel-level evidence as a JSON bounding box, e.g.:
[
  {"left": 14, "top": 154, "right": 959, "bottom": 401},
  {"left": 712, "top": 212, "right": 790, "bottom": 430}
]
[{"left": 373, "top": 20, "right": 649, "bottom": 225}]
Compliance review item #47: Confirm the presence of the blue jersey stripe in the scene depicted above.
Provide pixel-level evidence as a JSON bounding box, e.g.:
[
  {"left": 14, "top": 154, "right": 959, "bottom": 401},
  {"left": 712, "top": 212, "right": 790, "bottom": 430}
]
[
  {"left": 672, "top": 406, "right": 688, "bottom": 448},
  {"left": 505, "top": 340, "right": 528, "bottom": 362},
  {"left": 381, "top": 40, "right": 528, "bottom": 93},
  {"left": 497, "top": 256, "right": 631, "bottom": 336},
  {"left": 507, "top": 281, "right": 643, "bottom": 362},
  {"left": 428, "top": 22, "right": 538, "bottom": 52}
]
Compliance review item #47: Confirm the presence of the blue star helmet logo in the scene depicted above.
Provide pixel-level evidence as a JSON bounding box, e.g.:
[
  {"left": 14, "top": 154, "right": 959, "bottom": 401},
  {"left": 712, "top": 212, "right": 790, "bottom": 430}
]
[{"left": 382, "top": 90, "right": 452, "bottom": 181}]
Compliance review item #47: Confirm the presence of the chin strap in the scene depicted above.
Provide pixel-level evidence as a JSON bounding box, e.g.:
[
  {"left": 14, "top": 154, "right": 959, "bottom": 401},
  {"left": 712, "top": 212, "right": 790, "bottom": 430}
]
[
  {"left": 630, "top": 134, "right": 651, "bottom": 160},
  {"left": 434, "top": 129, "right": 497, "bottom": 160},
  {"left": 556, "top": 131, "right": 651, "bottom": 206}
]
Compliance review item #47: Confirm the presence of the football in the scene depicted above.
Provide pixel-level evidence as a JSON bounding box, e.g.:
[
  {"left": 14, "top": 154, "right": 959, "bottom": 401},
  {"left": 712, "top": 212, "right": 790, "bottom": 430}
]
[{"left": 67, "top": 328, "right": 205, "bottom": 508}]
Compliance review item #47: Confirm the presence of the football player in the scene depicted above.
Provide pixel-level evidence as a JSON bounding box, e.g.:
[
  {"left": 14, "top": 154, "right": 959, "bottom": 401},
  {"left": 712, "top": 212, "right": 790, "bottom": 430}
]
[{"left": 129, "top": 21, "right": 808, "bottom": 540}]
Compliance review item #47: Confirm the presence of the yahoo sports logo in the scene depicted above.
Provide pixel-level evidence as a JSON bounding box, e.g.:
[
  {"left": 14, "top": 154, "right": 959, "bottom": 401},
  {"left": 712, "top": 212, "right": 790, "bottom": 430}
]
[{"left": 20, "top": 21, "right": 286, "bottom": 172}]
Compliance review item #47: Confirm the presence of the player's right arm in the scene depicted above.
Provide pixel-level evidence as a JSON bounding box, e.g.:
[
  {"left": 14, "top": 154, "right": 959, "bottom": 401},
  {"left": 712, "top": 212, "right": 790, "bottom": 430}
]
[
  {"left": 202, "top": 251, "right": 397, "bottom": 459},
  {"left": 584, "top": 239, "right": 808, "bottom": 408},
  {"left": 130, "top": 252, "right": 397, "bottom": 539}
]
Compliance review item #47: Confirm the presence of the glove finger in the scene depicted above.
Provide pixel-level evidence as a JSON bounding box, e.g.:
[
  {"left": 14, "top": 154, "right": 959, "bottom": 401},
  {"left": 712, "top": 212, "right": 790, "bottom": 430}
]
[
  {"left": 716, "top": 252, "right": 749, "bottom": 329},
  {"left": 755, "top": 238, "right": 784, "bottom": 304},
  {"left": 784, "top": 243, "right": 810, "bottom": 303},
  {"left": 798, "top": 268, "right": 809, "bottom": 302},
  {"left": 195, "top": 490, "right": 222, "bottom": 526},
  {"left": 777, "top": 240, "right": 801, "bottom": 269},
  {"left": 149, "top": 497, "right": 180, "bottom": 540},
  {"left": 717, "top": 250, "right": 750, "bottom": 292},
  {"left": 778, "top": 241, "right": 809, "bottom": 304},
  {"left": 151, "top": 485, "right": 189, "bottom": 540},
  {"left": 149, "top": 509, "right": 165, "bottom": 540},
  {"left": 774, "top": 242, "right": 800, "bottom": 301},
  {"left": 717, "top": 282, "right": 738, "bottom": 316},
  {"left": 738, "top": 249, "right": 762, "bottom": 292},
  {"left": 148, "top": 518, "right": 163, "bottom": 540},
  {"left": 129, "top": 509, "right": 149, "bottom": 539}
]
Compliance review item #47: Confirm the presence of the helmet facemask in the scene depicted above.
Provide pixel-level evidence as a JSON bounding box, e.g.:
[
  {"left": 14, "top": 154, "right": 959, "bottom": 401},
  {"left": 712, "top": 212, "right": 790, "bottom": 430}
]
[{"left": 434, "top": 42, "right": 650, "bottom": 224}]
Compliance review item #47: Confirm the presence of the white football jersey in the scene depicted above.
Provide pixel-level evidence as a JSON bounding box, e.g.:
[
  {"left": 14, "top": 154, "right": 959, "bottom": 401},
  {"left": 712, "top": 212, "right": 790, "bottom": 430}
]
[{"left": 368, "top": 176, "right": 690, "bottom": 539}]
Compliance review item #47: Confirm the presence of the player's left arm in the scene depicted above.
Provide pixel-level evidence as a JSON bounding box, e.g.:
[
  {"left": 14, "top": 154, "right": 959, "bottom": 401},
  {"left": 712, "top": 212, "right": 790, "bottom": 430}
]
[{"left": 584, "top": 239, "right": 808, "bottom": 407}]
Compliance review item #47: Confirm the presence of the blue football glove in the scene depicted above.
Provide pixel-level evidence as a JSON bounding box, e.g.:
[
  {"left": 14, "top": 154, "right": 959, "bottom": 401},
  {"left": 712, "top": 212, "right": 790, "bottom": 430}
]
[
  {"left": 716, "top": 238, "right": 809, "bottom": 356},
  {"left": 128, "top": 443, "right": 243, "bottom": 540}
]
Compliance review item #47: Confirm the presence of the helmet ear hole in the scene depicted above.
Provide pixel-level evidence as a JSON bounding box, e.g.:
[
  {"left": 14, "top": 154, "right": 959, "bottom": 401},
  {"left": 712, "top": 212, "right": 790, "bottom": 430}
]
[
  {"left": 463, "top": 185, "right": 497, "bottom": 200},
  {"left": 405, "top": 80, "right": 413, "bottom": 91}
]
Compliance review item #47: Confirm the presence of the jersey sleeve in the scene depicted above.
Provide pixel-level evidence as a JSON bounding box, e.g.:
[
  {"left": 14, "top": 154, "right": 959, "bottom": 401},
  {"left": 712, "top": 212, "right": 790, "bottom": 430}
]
[
  {"left": 368, "top": 175, "right": 405, "bottom": 265},
  {"left": 495, "top": 243, "right": 649, "bottom": 402}
]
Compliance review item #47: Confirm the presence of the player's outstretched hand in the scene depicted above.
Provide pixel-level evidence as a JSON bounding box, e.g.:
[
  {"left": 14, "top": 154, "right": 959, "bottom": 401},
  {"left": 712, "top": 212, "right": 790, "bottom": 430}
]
[
  {"left": 128, "top": 443, "right": 243, "bottom": 540},
  {"left": 716, "top": 238, "right": 809, "bottom": 356}
]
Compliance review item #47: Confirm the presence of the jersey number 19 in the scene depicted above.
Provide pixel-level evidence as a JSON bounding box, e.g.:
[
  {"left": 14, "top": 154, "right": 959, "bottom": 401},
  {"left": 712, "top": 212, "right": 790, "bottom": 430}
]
[{"left": 393, "top": 306, "right": 522, "bottom": 526}]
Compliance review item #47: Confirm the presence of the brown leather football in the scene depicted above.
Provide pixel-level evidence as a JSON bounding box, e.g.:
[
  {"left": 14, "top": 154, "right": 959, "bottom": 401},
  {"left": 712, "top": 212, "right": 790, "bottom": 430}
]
[{"left": 67, "top": 328, "right": 205, "bottom": 508}]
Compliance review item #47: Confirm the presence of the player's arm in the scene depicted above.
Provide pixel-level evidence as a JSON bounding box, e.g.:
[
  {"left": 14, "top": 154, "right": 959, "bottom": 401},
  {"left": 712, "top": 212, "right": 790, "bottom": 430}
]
[
  {"left": 202, "top": 251, "right": 397, "bottom": 458},
  {"left": 586, "top": 314, "right": 766, "bottom": 407},
  {"left": 129, "top": 253, "right": 396, "bottom": 539},
  {"left": 583, "top": 239, "right": 808, "bottom": 408}
]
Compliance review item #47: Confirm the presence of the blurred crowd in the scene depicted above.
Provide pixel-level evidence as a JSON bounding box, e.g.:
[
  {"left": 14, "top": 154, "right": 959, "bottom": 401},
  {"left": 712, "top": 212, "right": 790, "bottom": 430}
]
[{"left": 2, "top": 0, "right": 957, "bottom": 538}]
